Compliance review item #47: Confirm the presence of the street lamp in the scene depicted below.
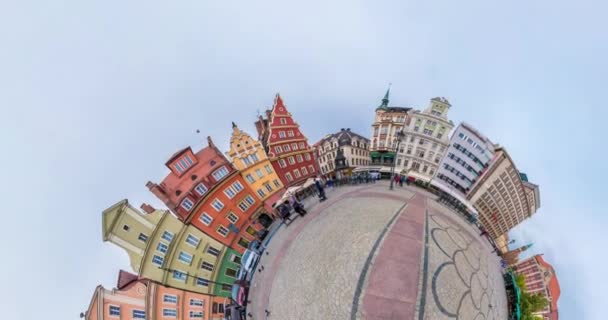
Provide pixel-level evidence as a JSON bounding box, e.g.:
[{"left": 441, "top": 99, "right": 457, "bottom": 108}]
[{"left": 389, "top": 130, "right": 405, "bottom": 190}]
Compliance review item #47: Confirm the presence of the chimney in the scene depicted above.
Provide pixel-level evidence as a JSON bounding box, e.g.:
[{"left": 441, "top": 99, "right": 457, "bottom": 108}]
[
  {"left": 140, "top": 203, "right": 155, "bottom": 214},
  {"left": 146, "top": 181, "right": 171, "bottom": 208},
  {"left": 341, "top": 128, "right": 345, "bottom": 131},
  {"left": 347, "top": 128, "right": 351, "bottom": 131}
]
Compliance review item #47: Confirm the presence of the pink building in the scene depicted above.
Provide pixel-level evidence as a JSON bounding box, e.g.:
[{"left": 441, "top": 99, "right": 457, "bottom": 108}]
[
  {"left": 512, "top": 255, "right": 561, "bottom": 319},
  {"left": 84, "top": 270, "right": 214, "bottom": 320}
]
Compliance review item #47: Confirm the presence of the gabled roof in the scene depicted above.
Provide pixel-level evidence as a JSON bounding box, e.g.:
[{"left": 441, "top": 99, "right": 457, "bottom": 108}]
[
  {"left": 315, "top": 129, "right": 370, "bottom": 148},
  {"left": 535, "top": 255, "right": 561, "bottom": 316},
  {"left": 165, "top": 147, "right": 191, "bottom": 166},
  {"left": 117, "top": 270, "right": 139, "bottom": 290}
]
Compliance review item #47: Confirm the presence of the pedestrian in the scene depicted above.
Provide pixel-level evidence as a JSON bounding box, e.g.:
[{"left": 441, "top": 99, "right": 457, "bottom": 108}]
[
  {"left": 315, "top": 177, "right": 327, "bottom": 201},
  {"left": 278, "top": 203, "right": 293, "bottom": 224},
  {"left": 399, "top": 175, "right": 404, "bottom": 187}
]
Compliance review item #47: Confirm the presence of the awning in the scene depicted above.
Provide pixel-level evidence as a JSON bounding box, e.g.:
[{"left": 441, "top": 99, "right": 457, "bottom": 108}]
[
  {"left": 301, "top": 178, "right": 316, "bottom": 189},
  {"left": 262, "top": 190, "right": 285, "bottom": 213},
  {"left": 429, "top": 179, "right": 478, "bottom": 214},
  {"left": 379, "top": 166, "right": 393, "bottom": 173},
  {"left": 407, "top": 171, "right": 432, "bottom": 182}
]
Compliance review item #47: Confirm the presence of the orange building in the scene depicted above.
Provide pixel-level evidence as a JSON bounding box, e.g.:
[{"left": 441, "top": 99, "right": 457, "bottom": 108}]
[
  {"left": 147, "top": 137, "right": 264, "bottom": 253},
  {"left": 83, "top": 270, "right": 215, "bottom": 320}
]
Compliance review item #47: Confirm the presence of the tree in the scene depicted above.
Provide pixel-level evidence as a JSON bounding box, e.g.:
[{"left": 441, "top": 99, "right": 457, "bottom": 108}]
[{"left": 520, "top": 291, "right": 549, "bottom": 317}]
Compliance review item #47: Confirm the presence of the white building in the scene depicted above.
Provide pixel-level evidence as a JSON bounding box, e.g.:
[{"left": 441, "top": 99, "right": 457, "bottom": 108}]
[
  {"left": 314, "top": 128, "right": 370, "bottom": 177},
  {"left": 395, "top": 97, "right": 454, "bottom": 181}
]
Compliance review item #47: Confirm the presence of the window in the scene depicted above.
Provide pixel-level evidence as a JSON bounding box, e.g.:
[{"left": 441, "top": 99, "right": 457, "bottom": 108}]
[
  {"left": 301, "top": 167, "right": 308, "bottom": 175},
  {"left": 437, "top": 133, "right": 443, "bottom": 139},
  {"left": 284, "top": 144, "right": 291, "bottom": 152},
  {"left": 163, "top": 295, "right": 178, "bottom": 304},
  {"left": 264, "top": 164, "right": 273, "bottom": 173},
  {"left": 217, "top": 225, "right": 229, "bottom": 237},
  {"left": 185, "top": 234, "right": 200, "bottom": 247},
  {"left": 250, "top": 153, "right": 259, "bottom": 162},
  {"left": 286, "top": 172, "right": 293, "bottom": 182},
  {"left": 423, "top": 128, "right": 433, "bottom": 136},
  {"left": 257, "top": 189, "right": 266, "bottom": 198},
  {"left": 109, "top": 306, "right": 120, "bottom": 317},
  {"left": 227, "top": 212, "right": 238, "bottom": 223},
  {"left": 288, "top": 130, "right": 294, "bottom": 137},
  {"left": 181, "top": 198, "right": 194, "bottom": 211},
  {"left": 133, "top": 310, "right": 146, "bottom": 319},
  {"left": 163, "top": 309, "right": 177, "bottom": 317},
  {"left": 305, "top": 153, "right": 312, "bottom": 161},
  {"left": 162, "top": 231, "right": 174, "bottom": 242},
  {"left": 196, "top": 277, "right": 209, "bottom": 287},
  {"left": 278, "top": 159, "right": 286, "bottom": 168},
  {"left": 299, "top": 142, "right": 305, "bottom": 149},
  {"left": 201, "top": 261, "right": 214, "bottom": 271},
  {"left": 279, "top": 131, "right": 286, "bottom": 138},
  {"left": 138, "top": 233, "right": 148, "bottom": 242},
  {"left": 246, "top": 226, "right": 257, "bottom": 236},
  {"left": 189, "top": 311, "right": 203, "bottom": 318},
  {"left": 280, "top": 118, "right": 287, "bottom": 124},
  {"left": 199, "top": 212, "right": 213, "bottom": 226},
  {"left": 292, "top": 143, "right": 298, "bottom": 150},
  {"left": 288, "top": 156, "right": 295, "bottom": 165},
  {"left": 296, "top": 155, "right": 303, "bottom": 163},
  {"left": 238, "top": 237, "right": 250, "bottom": 248},
  {"left": 414, "top": 126, "right": 419, "bottom": 132},
  {"left": 308, "top": 165, "right": 315, "bottom": 173},
  {"left": 178, "top": 251, "right": 193, "bottom": 265},
  {"left": 207, "top": 246, "right": 220, "bottom": 256},
  {"left": 172, "top": 270, "right": 187, "bottom": 282},
  {"left": 226, "top": 267, "right": 237, "bottom": 277},
  {"left": 233, "top": 181, "right": 244, "bottom": 192},
  {"left": 211, "top": 199, "right": 224, "bottom": 212},
  {"left": 275, "top": 146, "right": 283, "bottom": 154},
  {"left": 273, "top": 179, "right": 281, "bottom": 188},
  {"left": 212, "top": 166, "right": 229, "bottom": 181},
  {"left": 245, "top": 174, "right": 255, "bottom": 183},
  {"left": 152, "top": 255, "right": 164, "bottom": 266},
  {"left": 157, "top": 242, "right": 168, "bottom": 253},
  {"left": 265, "top": 183, "right": 273, "bottom": 192},
  {"left": 255, "top": 169, "right": 264, "bottom": 178},
  {"left": 195, "top": 183, "right": 208, "bottom": 196},
  {"left": 122, "top": 224, "right": 130, "bottom": 231},
  {"left": 423, "top": 165, "right": 428, "bottom": 173},
  {"left": 244, "top": 195, "right": 255, "bottom": 205},
  {"left": 224, "top": 186, "right": 237, "bottom": 199},
  {"left": 242, "top": 157, "right": 251, "bottom": 166},
  {"left": 190, "top": 299, "right": 204, "bottom": 306}
]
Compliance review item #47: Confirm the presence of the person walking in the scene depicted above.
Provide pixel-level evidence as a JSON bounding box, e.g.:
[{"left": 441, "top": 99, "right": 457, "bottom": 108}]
[
  {"left": 315, "top": 177, "right": 327, "bottom": 201},
  {"left": 399, "top": 175, "right": 404, "bottom": 187}
]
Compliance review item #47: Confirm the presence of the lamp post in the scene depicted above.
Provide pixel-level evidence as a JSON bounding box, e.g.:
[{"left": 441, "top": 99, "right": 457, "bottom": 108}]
[{"left": 389, "top": 130, "right": 405, "bottom": 190}]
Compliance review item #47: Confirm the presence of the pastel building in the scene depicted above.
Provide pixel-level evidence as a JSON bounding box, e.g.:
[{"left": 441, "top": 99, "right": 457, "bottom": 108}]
[
  {"left": 254, "top": 94, "right": 318, "bottom": 187},
  {"left": 369, "top": 88, "right": 411, "bottom": 169},
  {"left": 102, "top": 200, "right": 231, "bottom": 296},
  {"left": 83, "top": 270, "right": 214, "bottom": 320},
  {"left": 314, "top": 128, "right": 370, "bottom": 177},
  {"left": 227, "top": 122, "right": 285, "bottom": 224},
  {"left": 146, "top": 137, "right": 264, "bottom": 253},
  {"left": 512, "top": 255, "right": 561, "bottom": 319}
]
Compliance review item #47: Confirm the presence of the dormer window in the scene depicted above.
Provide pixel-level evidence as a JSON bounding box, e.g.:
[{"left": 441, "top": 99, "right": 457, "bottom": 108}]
[
  {"left": 212, "top": 166, "right": 229, "bottom": 181},
  {"left": 181, "top": 198, "right": 194, "bottom": 211},
  {"left": 174, "top": 155, "right": 194, "bottom": 174},
  {"left": 195, "top": 183, "right": 208, "bottom": 196}
]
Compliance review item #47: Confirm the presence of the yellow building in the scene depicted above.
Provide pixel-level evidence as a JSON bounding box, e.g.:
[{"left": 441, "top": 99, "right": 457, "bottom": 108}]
[
  {"left": 102, "top": 200, "right": 232, "bottom": 295},
  {"left": 227, "top": 122, "right": 285, "bottom": 222}
]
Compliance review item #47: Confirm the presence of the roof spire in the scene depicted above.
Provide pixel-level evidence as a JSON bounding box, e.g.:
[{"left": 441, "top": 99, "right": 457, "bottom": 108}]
[
  {"left": 378, "top": 83, "right": 391, "bottom": 109},
  {"left": 232, "top": 121, "right": 237, "bottom": 128}
]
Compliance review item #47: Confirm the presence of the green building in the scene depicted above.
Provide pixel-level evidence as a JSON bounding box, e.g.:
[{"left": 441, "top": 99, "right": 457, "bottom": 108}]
[{"left": 213, "top": 248, "right": 242, "bottom": 297}]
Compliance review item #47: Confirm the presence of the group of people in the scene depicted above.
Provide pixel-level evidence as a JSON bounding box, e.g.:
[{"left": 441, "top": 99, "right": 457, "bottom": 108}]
[{"left": 393, "top": 174, "right": 409, "bottom": 187}]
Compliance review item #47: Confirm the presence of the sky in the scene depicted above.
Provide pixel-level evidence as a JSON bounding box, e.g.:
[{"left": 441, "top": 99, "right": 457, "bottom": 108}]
[{"left": 0, "top": 0, "right": 606, "bottom": 318}]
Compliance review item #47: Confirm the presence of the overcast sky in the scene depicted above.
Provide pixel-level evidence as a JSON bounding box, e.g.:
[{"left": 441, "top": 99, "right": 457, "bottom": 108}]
[{"left": 1, "top": 0, "right": 606, "bottom": 319}]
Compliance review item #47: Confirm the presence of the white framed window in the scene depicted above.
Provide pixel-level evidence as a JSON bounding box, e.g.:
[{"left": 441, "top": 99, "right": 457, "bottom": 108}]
[
  {"left": 207, "top": 246, "right": 220, "bottom": 256},
  {"left": 278, "top": 159, "right": 286, "bottom": 168},
  {"left": 201, "top": 261, "right": 214, "bottom": 271},
  {"left": 288, "top": 130, "right": 294, "bottom": 137},
  {"left": 299, "top": 142, "right": 305, "bottom": 149},
  {"left": 308, "top": 165, "right": 315, "bottom": 173},
  {"left": 280, "top": 118, "right": 287, "bottom": 125},
  {"left": 199, "top": 212, "right": 213, "bottom": 226},
  {"left": 217, "top": 225, "right": 229, "bottom": 237},
  {"left": 305, "top": 153, "right": 311, "bottom": 161},
  {"left": 195, "top": 183, "right": 208, "bottom": 196},
  {"left": 196, "top": 277, "right": 209, "bottom": 287},
  {"left": 296, "top": 155, "right": 303, "bottom": 163},
  {"left": 230, "top": 254, "right": 242, "bottom": 264},
  {"left": 301, "top": 167, "right": 308, "bottom": 175},
  {"left": 227, "top": 212, "right": 238, "bottom": 223},
  {"left": 212, "top": 166, "right": 229, "bottom": 181},
  {"left": 211, "top": 199, "right": 224, "bottom": 212},
  {"left": 163, "top": 294, "right": 178, "bottom": 304},
  {"left": 138, "top": 233, "right": 148, "bottom": 242},
  {"left": 284, "top": 144, "right": 291, "bottom": 152},
  {"left": 224, "top": 186, "right": 237, "bottom": 199},
  {"left": 233, "top": 181, "right": 244, "bottom": 192},
  {"left": 292, "top": 143, "right": 298, "bottom": 150},
  {"left": 288, "top": 156, "right": 295, "bottom": 165},
  {"left": 255, "top": 169, "right": 264, "bottom": 178},
  {"left": 172, "top": 270, "right": 187, "bottom": 282},
  {"left": 257, "top": 189, "right": 266, "bottom": 198},
  {"left": 109, "top": 306, "right": 120, "bottom": 317},
  {"left": 294, "top": 169, "right": 301, "bottom": 178},
  {"left": 162, "top": 231, "right": 174, "bottom": 242},
  {"left": 238, "top": 201, "right": 249, "bottom": 212},
  {"left": 181, "top": 198, "right": 194, "bottom": 211},
  {"left": 264, "top": 164, "right": 272, "bottom": 173},
  {"left": 190, "top": 299, "right": 204, "bottom": 307},
  {"left": 251, "top": 153, "right": 259, "bottom": 162},
  {"left": 163, "top": 308, "right": 177, "bottom": 317},
  {"left": 244, "top": 195, "right": 255, "bottom": 205},
  {"left": 133, "top": 310, "right": 146, "bottom": 319},
  {"left": 178, "top": 251, "right": 193, "bottom": 265},
  {"left": 157, "top": 242, "right": 168, "bottom": 253},
  {"left": 279, "top": 131, "right": 286, "bottom": 138},
  {"left": 242, "top": 157, "right": 252, "bottom": 166},
  {"left": 152, "top": 255, "right": 164, "bottom": 266},
  {"left": 273, "top": 179, "right": 281, "bottom": 187},
  {"left": 275, "top": 146, "right": 283, "bottom": 154},
  {"left": 185, "top": 234, "right": 200, "bottom": 247},
  {"left": 265, "top": 183, "right": 273, "bottom": 192},
  {"left": 245, "top": 174, "right": 255, "bottom": 183},
  {"left": 286, "top": 172, "right": 293, "bottom": 182}
]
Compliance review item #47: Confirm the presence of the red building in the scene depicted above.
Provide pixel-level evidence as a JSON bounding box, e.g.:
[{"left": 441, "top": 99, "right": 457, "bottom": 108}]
[
  {"left": 146, "top": 137, "right": 264, "bottom": 253},
  {"left": 512, "top": 254, "right": 561, "bottom": 320},
  {"left": 255, "top": 94, "right": 318, "bottom": 187}
]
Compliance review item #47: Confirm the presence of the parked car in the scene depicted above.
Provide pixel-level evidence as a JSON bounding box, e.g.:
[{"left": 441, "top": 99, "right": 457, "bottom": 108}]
[
  {"left": 231, "top": 280, "right": 249, "bottom": 307},
  {"left": 224, "top": 304, "right": 245, "bottom": 320},
  {"left": 248, "top": 239, "right": 263, "bottom": 254},
  {"left": 241, "top": 249, "right": 260, "bottom": 274},
  {"left": 236, "top": 266, "right": 247, "bottom": 282},
  {"left": 256, "top": 229, "right": 269, "bottom": 241}
]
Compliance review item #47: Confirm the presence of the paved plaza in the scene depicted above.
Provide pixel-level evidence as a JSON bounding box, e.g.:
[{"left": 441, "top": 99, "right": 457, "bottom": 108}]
[{"left": 248, "top": 182, "right": 507, "bottom": 320}]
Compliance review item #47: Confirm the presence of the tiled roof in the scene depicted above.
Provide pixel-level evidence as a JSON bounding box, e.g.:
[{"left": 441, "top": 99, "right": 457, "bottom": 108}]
[
  {"left": 535, "top": 255, "right": 561, "bottom": 318},
  {"left": 116, "top": 270, "right": 139, "bottom": 290},
  {"left": 314, "top": 129, "right": 369, "bottom": 147}
]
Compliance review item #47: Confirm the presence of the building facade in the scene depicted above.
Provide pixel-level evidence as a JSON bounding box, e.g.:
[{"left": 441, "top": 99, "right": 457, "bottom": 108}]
[
  {"left": 432, "top": 122, "right": 495, "bottom": 199},
  {"left": 512, "top": 255, "right": 561, "bottom": 320},
  {"left": 227, "top": 122, "right": 285, "bottom": 223},
  {"left": 146, "top": 137, "right": 264, "bottom": 253},
  {"left": 369, "top": 88, "right": 411, "bottom": 168},
  {"left": 212, "top": 248, "right": 241, "bottom": 297},
  {"left": 396, "top": 97, "right": 454, "bottom": 181},
  {"left": 255, "top": 94, "right": 318, "bottom": 187},
  {"left": 314, "top": 128, "right": 370, "bottom": 177},
  {"left": 467, "top": 147, "right": 541, "bottom": 240},
  {"left": 102, "top": 200, "right": 233, "bottom": 296},
  {"left": 84, "top": 270, "right": 215, "bottom": 320}
]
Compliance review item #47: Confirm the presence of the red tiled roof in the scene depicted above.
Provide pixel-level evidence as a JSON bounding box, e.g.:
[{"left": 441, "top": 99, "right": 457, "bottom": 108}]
[
  {"left": 116, "top": 270, "right": 139, "bottom": 290},
  {"left": 535, "top": 255, "right": 561, "bottom": 318}
]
